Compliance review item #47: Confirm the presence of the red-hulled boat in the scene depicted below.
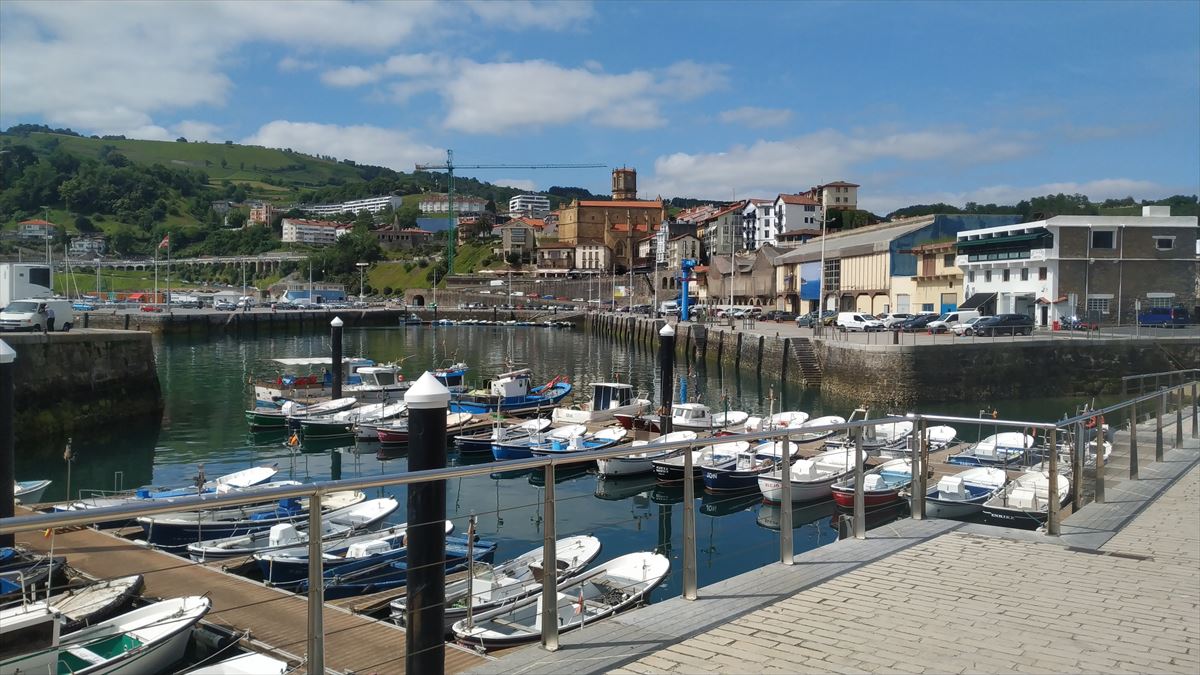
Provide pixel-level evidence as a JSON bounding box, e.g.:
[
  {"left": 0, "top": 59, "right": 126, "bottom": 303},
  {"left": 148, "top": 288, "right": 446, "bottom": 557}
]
[
  {"left": 830, "top": 457, "right": 912, "bottom": 508},
  {"left": 377, "top": 412, "right": 477, "bottom": 445}
]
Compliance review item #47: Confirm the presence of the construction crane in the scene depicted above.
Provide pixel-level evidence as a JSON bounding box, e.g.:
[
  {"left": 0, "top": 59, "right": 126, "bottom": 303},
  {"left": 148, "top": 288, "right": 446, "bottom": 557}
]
[{"left": 415, "top": 150, "right": 606, "bottom": 274}]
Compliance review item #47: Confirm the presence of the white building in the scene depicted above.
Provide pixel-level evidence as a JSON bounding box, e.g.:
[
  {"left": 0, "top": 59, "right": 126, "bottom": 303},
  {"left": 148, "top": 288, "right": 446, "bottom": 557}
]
[
  {"left": 508, "top": 194, "right": 551, "bottom": 218},
  {"left": 810, "top": 181, "right": 859, "bottom": 210},
  {"left": 773, "top": 194, "right": 824, "bottom": 236},
  {"left": 419, "top": 194, "right": 487, "bottom": 215},
  {"left": 302, "top": 195, "right": 402, "bottom": 217},
  {"left": 17, "top": 220, "right": 56, "bottom": 239},
  {"left": 575, "top": 243, "right": 611, "bottom": 271},
  {"left": 281, "top": 218, "right": 352, "bottom": 246},
  {"left": 741, "top": 199, "right": 777, "bottom": 249},
  {"left": 69, "top": 236, "right": 106, "bottom": 257}
]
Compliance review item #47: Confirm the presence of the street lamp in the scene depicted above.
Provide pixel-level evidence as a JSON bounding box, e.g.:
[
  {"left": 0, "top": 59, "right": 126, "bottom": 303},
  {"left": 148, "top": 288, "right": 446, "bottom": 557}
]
[
  {"left": 356, "top": 262, "right": 369, "bottom": 302},
  {"left": 816, "top": 209, "right": 834, "bottom": 338}
]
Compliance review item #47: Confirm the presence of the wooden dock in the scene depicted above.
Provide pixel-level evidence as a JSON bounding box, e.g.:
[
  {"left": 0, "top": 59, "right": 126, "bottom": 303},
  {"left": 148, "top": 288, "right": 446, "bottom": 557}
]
[{"left": 16, "top": 522, "right": 488, "bottom": 674}]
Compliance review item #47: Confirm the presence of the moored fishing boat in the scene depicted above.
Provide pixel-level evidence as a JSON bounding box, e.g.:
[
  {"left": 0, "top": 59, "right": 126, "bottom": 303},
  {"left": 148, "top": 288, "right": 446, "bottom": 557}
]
[
  {"left": 186, "top": 497, "right": 399, "bottom": 562},
  {"left": 389, "top": 535, "right": 602, "bottom": 629},
  {"left": 948, "top": 432, "right": 1035, "bottom": 466},
  {"left": 244, "top": 397, "right": 357, "bottom": 430},
  {"left": 0, "top": 550, "right": 67, "bottom": 602},
  {"left": 790, "top": 415, "right": 846, "bottom": 442},
  {"left": 595, "top": 431, "right": 698, "bottom": 477},
  {"left": 376, "top": 412, "right": 475, "bottom": 445},
  {"left": 186, "top": 652, "right": 290, "bottom": 674},
  {"left": 668, "top": 403, "right": 749, "bottom": 432},
  {"left": 923, "top": 467, "right": 1008, "bottom": 519},
  {"left": 981, "top": 470, "right": 1070, "bottom": 529},
  {"left": 301, "top": 534, "right": 496, "bottom": 600},
  {"left": 454, "top": 418, "right": 552, "bottom": 453},
  {"left": 551, "top": 382, "right": 651, "bottom": 425},
  {"left": 492, "top": 424, "right": 587, "bottom": 460},
  {"left": 1, "top": 574, "right": 145, "bottom": 634},
  {"left": 652, "top": 441, "right": 750, "bottom": 483},
  {"left": 528, "top": 428, "right": 627, "bottom": 457},
  {"left": 743, "top": 410, "right": 809, "bottom": 433},
  {"left": 702, "top": 441, "right": 797, "bottom": 493},
  {"left": 757, "top": 446, "right": 864, "bottom": 503},
  {"left": 451, "top": 551, "right": 670, "bottom": 649},
  {"left": 450, "top": 369, "right": 572, "bottom": 415},
  {"left": 830, "top": 457, "right": 913, "bottom": 508},
  {"left": 14, "top": 479, "right": 52, "bottom": 505},
  {"left": 300, "top": 401, "right": 406, "bottom": 438}
]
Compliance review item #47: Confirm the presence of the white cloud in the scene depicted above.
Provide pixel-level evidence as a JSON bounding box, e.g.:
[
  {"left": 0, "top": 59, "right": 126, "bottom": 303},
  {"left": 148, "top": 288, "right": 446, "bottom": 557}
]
[
  {"left": 464, "top": 1, "right": 594, "bottom": 30},
  {"left": 659, "top": 61, "right": 730, "bottom": 100},
  {"left": 643, "top": 127, "right": 1037, "bottom": 199},
  {"left": 241, "top": 120, "right": 444, "bottom": 171},
  {"left": 278, "top": 56, "right": 318, "bottom": 72},
  {"left": 860, "top": 179, "right": 1172, "bottom": 216},
  {"left": 492, "top": 178, "right": 538, "bottom": 191},
  {"left": 321, "top": 66, "right": 381, "bottom": 88},
  {"left": 174, "top": 120, "right": 224, "bottom": 142},
  {"left": 719, "top": 106, "right": 793, "bottom": 128}
]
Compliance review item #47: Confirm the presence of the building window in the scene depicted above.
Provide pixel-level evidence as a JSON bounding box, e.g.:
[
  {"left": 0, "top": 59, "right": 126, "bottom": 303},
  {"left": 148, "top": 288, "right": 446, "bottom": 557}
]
[
  {"left": 984, "top": 270, "right": 992, "bottom": 282},
  {"left": 1154, "top": 236, "right": 1175, "bottom": 251},
  {"left": 1147, "top": 295, "right": 1173, "bottom": 308},
  {"left": 1002, "top": 269, "right": 1010, "bottom": 282},
  {"left": 1020, "top": 267, "right": 1029, "bottom": 281},
  {"left": 1038, "top": 267, "right": 1047, "bottom": 281},
  {"left": 943, "top": 254, "right": 955, "bottom": 268},
  {"left": 967, "top": 271, "right": 975, "bottom": 282},
  {"left": 1086, "top": 297, "right": 1110, "bottom": 314},
  {"left": 1091, "top": 230, "right": 1115, "bottom": 249},
  {"left": 921, "top": 303, "right": 935, "bottom": 312}
]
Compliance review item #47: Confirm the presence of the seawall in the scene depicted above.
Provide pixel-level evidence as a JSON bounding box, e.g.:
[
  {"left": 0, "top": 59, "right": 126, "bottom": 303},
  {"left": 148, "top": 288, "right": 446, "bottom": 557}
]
[
  {"left": 582, "top": 313, "right": 1199, "bottom": 406},
  {"left": 3, "top": 330, "right": 163, "bottom": 447}
]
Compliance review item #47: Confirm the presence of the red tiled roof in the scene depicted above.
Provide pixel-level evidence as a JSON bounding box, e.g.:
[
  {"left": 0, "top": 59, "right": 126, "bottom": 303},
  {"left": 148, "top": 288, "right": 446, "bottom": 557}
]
[
  {"left": 820, "top": 180, "right": 860, "bottom": 188},
  {"left": 18, "top": 219, "right": 55, "bottom": 226},
  {"left": 398, "top": 228, "right": 433, "bottom": 234},
  {"left": 578, "top": 200, "right": 663, "bottom": 208},
  {"left": 777, "top": 194, "right": 820, "bottom": 206},
  {"left": 285, "top": 218, "right": 347, "bottom": 228}
]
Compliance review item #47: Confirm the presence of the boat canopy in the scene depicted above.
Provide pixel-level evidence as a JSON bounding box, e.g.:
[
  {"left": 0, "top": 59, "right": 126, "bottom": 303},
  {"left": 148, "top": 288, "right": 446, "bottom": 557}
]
[
  {"left": 591, "top": 382, "right": 633, "bottom": 409},
  {"left": 272, "top": 357, "right": 373, "bottom": 367}
]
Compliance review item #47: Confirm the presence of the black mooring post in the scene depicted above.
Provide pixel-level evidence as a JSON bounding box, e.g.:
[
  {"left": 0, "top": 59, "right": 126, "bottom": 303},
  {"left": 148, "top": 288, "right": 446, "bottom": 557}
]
[
  {"left": 405, "top": 371, "right": 450, "bottom": 675},
  {"left": 330, "top": 316, "right": 343, "bottom": 399},
  {"left": 659, "top": 323, "right": 676, "bottom": 434},
  {"left": 0, "top": 342, "right": 15, "bottom": 548}
]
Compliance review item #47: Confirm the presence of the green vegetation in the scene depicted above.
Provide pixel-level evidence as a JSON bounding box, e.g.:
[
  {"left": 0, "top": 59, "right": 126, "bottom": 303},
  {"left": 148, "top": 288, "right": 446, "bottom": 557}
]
[
  {"left": 368, "top": 242, "right": 499, "bottom": 293},
  {"left": 888, "top": 193, "right": 1198, "bottom": 220}
]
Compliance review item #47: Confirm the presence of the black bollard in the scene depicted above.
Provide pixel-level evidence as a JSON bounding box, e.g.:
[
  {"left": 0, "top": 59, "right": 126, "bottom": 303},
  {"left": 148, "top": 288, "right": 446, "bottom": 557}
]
[
  {"left": 404, "top": 372, "right": 450, "bottom": 675},
  {"left": 0, "top": 342, "right": 15, "bottom": 548},
  {"left": 659, "top": 323, "right": 675, "bottom": 434},
  {"left": 330, "top": 316, "right": 343, "bottom": 399}
]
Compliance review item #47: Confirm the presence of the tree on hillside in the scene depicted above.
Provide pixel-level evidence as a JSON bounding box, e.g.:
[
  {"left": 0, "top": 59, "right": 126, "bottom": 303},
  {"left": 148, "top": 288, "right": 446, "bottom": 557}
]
[{"left": 395, "top": 203, "right": 420, "bottom": 229}]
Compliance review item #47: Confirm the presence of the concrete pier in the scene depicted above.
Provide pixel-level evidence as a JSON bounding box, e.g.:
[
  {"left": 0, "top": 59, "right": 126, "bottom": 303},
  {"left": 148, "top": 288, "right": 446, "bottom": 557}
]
[{"left": 473, "top": 408, "right": 1199, "bottom": 674}]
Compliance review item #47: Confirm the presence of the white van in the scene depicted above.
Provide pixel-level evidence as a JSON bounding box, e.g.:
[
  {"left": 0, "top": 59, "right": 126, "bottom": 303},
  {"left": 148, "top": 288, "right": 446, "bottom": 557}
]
[
  {"left": 0, "top": 298, "right": 75, "bottom": 332},
  {"left": 660, "top": 301, "right": 680, "bottom": 316},
  {"left": 836, "top": 312, "right": 885, "bottom": 332},
  {"left": 926, "top": 310, "right": 981, "bottom": 334}
]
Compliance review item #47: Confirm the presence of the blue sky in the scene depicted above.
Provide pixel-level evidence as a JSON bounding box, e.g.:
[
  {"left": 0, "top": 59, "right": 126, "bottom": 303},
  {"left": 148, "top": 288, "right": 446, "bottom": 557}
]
[{"left": 2, "top": 0, "right": 1197, "bottom": 213}]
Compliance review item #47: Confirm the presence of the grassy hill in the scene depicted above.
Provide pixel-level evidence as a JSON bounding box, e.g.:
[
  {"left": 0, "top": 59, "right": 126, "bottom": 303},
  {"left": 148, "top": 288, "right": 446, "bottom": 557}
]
[{"left": 369, "top": 242, "right": 502, "bottom": 293}]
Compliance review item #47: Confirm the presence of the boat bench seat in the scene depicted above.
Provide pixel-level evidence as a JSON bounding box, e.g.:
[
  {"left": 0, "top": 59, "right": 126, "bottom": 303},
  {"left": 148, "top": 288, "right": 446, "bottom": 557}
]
[{"left": 1009, "top": 486, "right": 1039, "bottom": 510}]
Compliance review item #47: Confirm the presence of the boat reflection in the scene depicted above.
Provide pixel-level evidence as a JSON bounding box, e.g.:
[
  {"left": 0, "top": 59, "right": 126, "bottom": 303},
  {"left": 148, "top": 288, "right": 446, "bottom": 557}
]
[
  {"left": 699, "top": 490, "right": 762, "bottom": 518},
  {"left": 650, "top": 484, "right": 684, "bottom": 506},
  {"left": 299, "top": 434, "right": 354, "bottom": 453},
  {"left": 828, "top": 501, "right": 911, "bottom": 535},
  {"left": 756, "top": 499, "right": 838, "bottom": 531},
  {"left": 594, "top": 475, "right": 656, "bottom": 501},
  {"left": 528, "top": 464, "right": 591, "bottom": 487}
]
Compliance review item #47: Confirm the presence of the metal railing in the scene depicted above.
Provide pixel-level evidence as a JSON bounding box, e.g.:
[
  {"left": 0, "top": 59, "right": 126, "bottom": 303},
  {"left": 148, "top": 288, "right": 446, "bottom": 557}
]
[{"left": 3, "top": 376, "right": 1196, "bottom": 670}]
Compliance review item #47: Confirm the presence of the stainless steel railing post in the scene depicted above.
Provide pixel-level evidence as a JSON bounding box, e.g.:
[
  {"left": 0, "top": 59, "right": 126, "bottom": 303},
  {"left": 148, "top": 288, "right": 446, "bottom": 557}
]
[
  {"left": 1176, "top": 385, "right": 1184, "bottom": 448},
  {"left": 682, "top": 441, "right": 698, "bottom": 599},
  {"left": 912, "top": 420, "right": 925, "bottom": 520},
  {"left": 540, "top": 463, "right": 559, "bottom": 651},
  {"left": 1192, "top": 381, "right": 1198, "bottom": 440},
  {"left": 306, "top": 491, "right": 325, "bottom": 674},
  {"left": 1094, "top": 414, "right": 1105, "bottom": 504},
  {"left": 1072, "top": 422, "right": 1084, "bottom": 511},
  {"left": 779, "top": 431, "right": 793, "bottom": 565},
  {"left": 853, "top": 428, "right": 866, "bottom": 540},
  {"left": 1046, "top": 427, "right": 1059, "bottom": 536},
  {"left": 1129, "top": 399, "right": 1139, "bottom": 480},
  {"left": 1156, "top": 388, "right": 1165, "bottom": 462}
]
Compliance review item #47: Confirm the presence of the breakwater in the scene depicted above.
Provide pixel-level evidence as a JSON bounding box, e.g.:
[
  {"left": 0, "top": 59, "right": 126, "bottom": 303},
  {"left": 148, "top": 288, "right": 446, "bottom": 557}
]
[
  {"left": 583, "top": 313, "right": 1200, "bottom": 406},
  {"left": 4, "top": 330, "right": 163, "bottom": 447}
]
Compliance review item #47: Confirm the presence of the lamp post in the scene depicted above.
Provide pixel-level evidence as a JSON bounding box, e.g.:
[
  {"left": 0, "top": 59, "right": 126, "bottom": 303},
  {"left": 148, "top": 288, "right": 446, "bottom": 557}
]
[
  {"left": 816, "top": 209, "right": 833, "bottom": 337},
  {"left": 356, "top": 262, "right": 369, "bottom": 302}
]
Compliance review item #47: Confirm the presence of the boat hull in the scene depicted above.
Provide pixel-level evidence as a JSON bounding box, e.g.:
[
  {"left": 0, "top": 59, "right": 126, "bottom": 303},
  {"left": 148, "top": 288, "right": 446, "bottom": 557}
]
[
  {"left": 925, "top": 495, "right": 989, "bottom": 520},
  {"left": 830, "top": 486, "right": 904, "bottom": 508},
  {"left": 652, "top": 461, "right": 697, "bottom": 483},
  {"left": 702, "top": 465, "right": 774, "bottom": 492},
  {"left": 757, "top": 474, "right": 840, "bottom": 503}
]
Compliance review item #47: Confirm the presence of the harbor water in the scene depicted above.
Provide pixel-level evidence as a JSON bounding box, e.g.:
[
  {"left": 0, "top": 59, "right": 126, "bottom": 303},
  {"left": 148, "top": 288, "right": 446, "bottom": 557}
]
[{"left": 15, "top": 324, "right": 1124, "bottom": 602}]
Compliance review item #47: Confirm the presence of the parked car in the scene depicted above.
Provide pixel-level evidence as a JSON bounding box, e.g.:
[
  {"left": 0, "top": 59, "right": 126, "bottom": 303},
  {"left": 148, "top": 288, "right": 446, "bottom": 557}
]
[
  {"left": 139, "top": 304, "right": 163, "bottom": 313},
  {"left": 973, "top": 313, "right": 1035, "bottom": 336},
  {"left": 1, "top": 298, "right": 75, "bottom": 332},
  {"left": 1059, "top": 315, "right": 1098, "bottom": 331},
  {"left": 927, "top": 310, "right": 982, "bottom": 334},
  {"left": 836, "top": 312, "right": 885, "bottom": 332},
  {"left": 876, "top": 312, "right": 913, "bottom": 328},
  {"left": 894, "top": 314, "right": 939, "bottom": 332},
  {"left": 1137, "top": 304, "right": 1190, "bottom": 328},
  {"left": 951, "top": 316, "right": 988, "bottom": 335},
  {"left": 214, "top": 300, "right": 236, "bottom": 311}
]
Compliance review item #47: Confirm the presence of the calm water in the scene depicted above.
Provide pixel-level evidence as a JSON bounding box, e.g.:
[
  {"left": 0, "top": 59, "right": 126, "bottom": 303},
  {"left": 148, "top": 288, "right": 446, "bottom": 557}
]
[{"left": 16, "top": 325, "right": 1119, "bottom": 601}]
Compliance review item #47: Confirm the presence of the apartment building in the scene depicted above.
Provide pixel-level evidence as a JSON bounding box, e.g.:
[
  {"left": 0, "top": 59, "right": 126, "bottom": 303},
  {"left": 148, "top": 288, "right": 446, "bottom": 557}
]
[
  {"left": 302, "top": 195, "right": 402, "bottom": 217},
  {"left": 508, "top": 194, "right": 551, "bottom": 218},
  {"left": 248, "top": 202, "right": 277, "bottom": 226},
  {"left": 741, "top": 199, "right": 776, "bottom": 249},
  {"left": 419, "top": 194, "right": 487, "bottom": 216},
  {"left": 281, "top": 218, "right": 351, "bottom": 246}
]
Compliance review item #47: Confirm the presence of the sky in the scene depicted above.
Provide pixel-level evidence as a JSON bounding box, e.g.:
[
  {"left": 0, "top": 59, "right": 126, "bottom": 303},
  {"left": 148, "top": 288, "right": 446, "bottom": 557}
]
[{"left": 1, "top": 0, "right": 1197, "bottom": 214}]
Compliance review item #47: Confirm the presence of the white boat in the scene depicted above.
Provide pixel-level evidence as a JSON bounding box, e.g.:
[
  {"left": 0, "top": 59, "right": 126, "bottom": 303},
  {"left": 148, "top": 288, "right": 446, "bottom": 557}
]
[
  {"left": 14, "top": 479, "right": 52, "bottom": 504},
  {"left": 391, "top": 535, "right": 603, "bottom": 629},
  {"left": 743, "top": 411, "right": 809, "bottom": 433},
  {"left": 528, "top": 428, "right": 628, "bottom": 457},
  {"left": 981, "top": 470, "right": 1071, "bottom": 530},
  {"left": 186, "top": 652, "right": 289, "bottom": 674},
  {"left": 949, "top": 432, "right": 1036, "bottom": 466},
  {"left": 923, "top": 467, "right": 1008, "bottom": 519},
  {"left": 57, "top": 472, "right": 288, "bottom": 516},
  {"left": 186, "top": 496, "right": 400, "bottom": 562},
  {"left": 757, "top": 446, "right": 865, "bottom": 503},
  {"left": 668, "top": 403, "right": 749, "bottom": 431},
  {"left": 827, "top": 420, "right": 914, "bottom": 451},
  {"left": 0, "top": 596, "right": 211, "bottom": 674},
  {"left": 596, "top": 431, "right": 698, "bottom": 477},
  {"left": 790, "top": 415, "right": 846, "bottom": 442},
  {"left": 351, "top": 402, "right": 410, "bottom": 440},
  {"left": 552, "top": 383, "right": 651, "bottom": 425},
  {"left": 879, "top": 425, "right": 957, "bottom": 458},
  {"left": 452, "top": 552, "right": 670, "bottom": 649},
  {"left": 0, "top": 575, "right": 144, "bottom": 635},
  {"left": 652, "top": 441, "right": 750, "bottom": 482}
]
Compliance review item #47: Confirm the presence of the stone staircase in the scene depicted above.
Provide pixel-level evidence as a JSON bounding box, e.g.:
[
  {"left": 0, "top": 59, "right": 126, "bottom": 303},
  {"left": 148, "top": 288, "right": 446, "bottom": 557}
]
[{"left": 791, "top": 337, "right": 823, "bottom": 386}]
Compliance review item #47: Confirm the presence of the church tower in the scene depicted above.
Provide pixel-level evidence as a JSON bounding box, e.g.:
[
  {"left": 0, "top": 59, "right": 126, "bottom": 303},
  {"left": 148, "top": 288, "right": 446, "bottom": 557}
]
[{"left": 612, "top": 168, "right": 637, "bottom": 201}]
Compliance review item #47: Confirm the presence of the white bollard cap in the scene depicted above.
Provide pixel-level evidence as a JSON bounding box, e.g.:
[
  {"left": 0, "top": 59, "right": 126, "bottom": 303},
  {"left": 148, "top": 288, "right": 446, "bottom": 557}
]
[
  {"left": 659, "top": 323, "right": 675, "bottom": 337},
  {"left": 331, "top": 316, "right": 344, "bottom": 327},
  {"left": 405, "top": 371, "right": 451, "bottom": 409}
]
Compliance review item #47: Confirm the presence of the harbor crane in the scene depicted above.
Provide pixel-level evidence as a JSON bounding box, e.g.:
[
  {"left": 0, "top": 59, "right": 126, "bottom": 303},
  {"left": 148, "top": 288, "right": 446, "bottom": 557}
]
[{"left": 415, "top": 150, "right": 606, "bottom": 273}]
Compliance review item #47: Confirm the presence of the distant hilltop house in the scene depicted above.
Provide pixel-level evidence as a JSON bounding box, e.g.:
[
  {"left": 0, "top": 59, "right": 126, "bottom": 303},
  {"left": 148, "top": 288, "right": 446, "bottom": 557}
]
[
  {"left": 248, "top": 202, "right": 277, "bottom": 226},
  {"left": 301, "top": 195, "right": 402, "bottom": 217},
  {"left": 17, "top": 219, "right": 57, "bottom": 239},
  {"left": 375, "top": 226, "right": 434, "bottom": 251},
  {"left": 281, "top": 218, "right": 351, "bottom": 246},
  {"left": 419, "top": 193, "right": 488, "bottom": 216},
  {"left": 69, "top": 235, "right": 106, "bottom": 257},
  {"left": 508, "top": 194, "right": 551, "bottom": 218}
]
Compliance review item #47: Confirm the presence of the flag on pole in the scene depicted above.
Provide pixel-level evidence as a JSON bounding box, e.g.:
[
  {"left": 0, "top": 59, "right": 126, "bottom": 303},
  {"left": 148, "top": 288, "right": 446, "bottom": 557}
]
[{"left": 158, "top": 234, "right": 170, "bottom": 249}]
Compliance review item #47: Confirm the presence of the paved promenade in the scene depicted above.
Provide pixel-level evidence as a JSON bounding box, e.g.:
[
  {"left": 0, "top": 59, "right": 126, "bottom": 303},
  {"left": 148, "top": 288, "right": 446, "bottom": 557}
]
[{"left": 475, "top": 411, "right": 1198, "bottom": 675}]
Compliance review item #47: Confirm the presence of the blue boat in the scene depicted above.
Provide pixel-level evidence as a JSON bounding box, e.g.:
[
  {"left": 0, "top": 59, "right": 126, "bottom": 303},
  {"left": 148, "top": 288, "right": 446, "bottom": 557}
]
[
  {"left": 529, "top": 427, "right": 628, "bottom": 458},
  {"left": 450, "top": 369, "right": 572, "bottom": 415},
  {"left": 702, "top": 441, "right": 797, "bottom": 493},
  {"left": 255, "top": 520, "right": 454, "bottom": 587},
  {"left": 947, "top": 432, "right": 1036, "bottom": 467},
  {"left": 298, "top": 535, "right": 497, "bottom": 600},
  {"left": 923, "top": 467, "right": 1008, "bottom": 520},
  {"left": 456, "top": 418, "right": 552, "bottom": 453},
  {"left": 492, "top": 424, "right": 587, "bottom": 460}
]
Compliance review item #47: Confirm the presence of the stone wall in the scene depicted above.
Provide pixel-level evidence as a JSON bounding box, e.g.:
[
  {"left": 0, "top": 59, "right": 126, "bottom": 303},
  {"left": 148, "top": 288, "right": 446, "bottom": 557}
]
[{"left": 4, "top": 330, "right": 163, "bottom": 446}]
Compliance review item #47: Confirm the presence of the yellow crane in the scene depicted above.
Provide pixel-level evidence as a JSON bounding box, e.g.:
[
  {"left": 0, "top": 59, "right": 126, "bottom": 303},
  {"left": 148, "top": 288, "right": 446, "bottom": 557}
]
[{"left": 415, "top": 150, "right": 605, "bottom": 273}]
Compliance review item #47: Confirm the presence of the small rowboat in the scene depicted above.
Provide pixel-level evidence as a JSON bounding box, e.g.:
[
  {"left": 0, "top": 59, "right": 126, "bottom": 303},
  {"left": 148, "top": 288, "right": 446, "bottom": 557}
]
[
  {"left": 11, "top": 575, "right": 146, "bottom": 634},
  {"left": 244, "top": 397, "right": 356, "bottom": 430},
  {"left": 652, "top": 441, "right": 750, "bottom": 483},
  {"left": 14, "top": 480, "right": 52, "bottom": 505},
  {"left": 455, "top": 418, "right": 552, "bottom": 453},
  {"left": 376, "top": 412, "right": 475, "bottom": 445},
  {"left": 528, "top": 428, "right": 627, "bottom": 457},
  {"left": 923, "top": 467, "right": 1008, "bottom": 519},
  {"left": 492, "top": 424, "right": 587, "bottom": 460},
  {"left": 596, "top": 431, "right": 698, "bottom": 477},
  {"left": 981, "top": 470, "right": 1071, "bottom": 530},
  {"left": 757, "top": 446, "right": 864, "bottom": 503},
  {"left": 830, "top": 457, "right": 912, "bottom": 508}
]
